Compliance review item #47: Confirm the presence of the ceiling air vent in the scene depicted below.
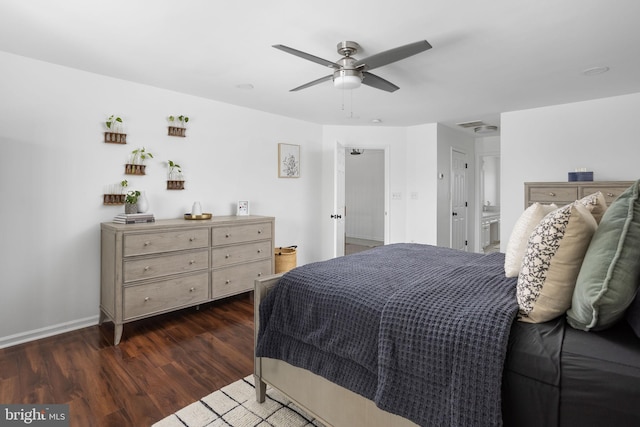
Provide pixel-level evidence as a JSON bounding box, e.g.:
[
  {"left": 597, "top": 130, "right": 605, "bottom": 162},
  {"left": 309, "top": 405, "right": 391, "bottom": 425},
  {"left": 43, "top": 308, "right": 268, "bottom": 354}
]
[{"left": 456, "top": 120, "right": 486, "bottom": 129}]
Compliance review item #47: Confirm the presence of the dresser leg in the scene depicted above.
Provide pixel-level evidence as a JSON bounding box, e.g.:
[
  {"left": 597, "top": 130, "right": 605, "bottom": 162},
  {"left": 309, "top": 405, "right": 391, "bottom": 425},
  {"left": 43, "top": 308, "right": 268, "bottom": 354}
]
[{"left": 114, "top": 324, "right": 123, "bottom": 345}]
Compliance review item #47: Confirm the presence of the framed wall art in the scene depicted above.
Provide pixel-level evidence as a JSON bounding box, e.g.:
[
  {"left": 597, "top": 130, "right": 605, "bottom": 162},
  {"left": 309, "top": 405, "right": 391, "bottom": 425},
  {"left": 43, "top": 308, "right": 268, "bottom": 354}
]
[
  {"left": 278, "top": 143, "right": 300, "bottom": 178},
  {"left": 237, "top": 200, "right": 250, "bottom": 216}
]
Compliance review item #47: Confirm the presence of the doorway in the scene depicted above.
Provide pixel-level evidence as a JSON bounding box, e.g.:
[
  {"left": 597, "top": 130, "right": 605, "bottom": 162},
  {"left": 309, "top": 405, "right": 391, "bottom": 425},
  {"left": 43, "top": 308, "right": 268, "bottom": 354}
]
[{"left": 345, "top": 148, "right": 385, "bottom": 255}]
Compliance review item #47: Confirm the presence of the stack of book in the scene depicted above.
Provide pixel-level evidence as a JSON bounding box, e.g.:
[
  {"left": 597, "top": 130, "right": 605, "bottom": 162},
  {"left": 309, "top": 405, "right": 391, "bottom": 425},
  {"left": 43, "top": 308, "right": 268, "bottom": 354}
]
[{"left": 113, "top": 213, "right": 155, "bottom": 224}]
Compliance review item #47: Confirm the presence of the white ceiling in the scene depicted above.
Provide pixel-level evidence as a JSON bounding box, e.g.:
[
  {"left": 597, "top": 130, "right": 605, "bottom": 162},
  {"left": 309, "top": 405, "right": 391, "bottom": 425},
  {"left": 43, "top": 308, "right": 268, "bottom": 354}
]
[{"left": 2, "top": 0, "right": 640, "bottom": 133}]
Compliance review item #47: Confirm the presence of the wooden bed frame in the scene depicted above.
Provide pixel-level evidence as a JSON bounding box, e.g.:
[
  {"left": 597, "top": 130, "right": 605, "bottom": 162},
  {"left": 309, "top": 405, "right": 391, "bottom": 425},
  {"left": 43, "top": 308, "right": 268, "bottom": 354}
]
[{"left": 254, "top": 274, "right": 417, "bottom": 427}]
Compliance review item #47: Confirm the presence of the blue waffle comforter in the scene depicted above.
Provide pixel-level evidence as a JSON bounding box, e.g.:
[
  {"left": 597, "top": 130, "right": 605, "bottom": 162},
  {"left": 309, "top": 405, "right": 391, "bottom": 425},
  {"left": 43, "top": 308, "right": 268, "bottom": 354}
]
[{"left": 256, "top": 243, "right": 518, "bottom": 426}]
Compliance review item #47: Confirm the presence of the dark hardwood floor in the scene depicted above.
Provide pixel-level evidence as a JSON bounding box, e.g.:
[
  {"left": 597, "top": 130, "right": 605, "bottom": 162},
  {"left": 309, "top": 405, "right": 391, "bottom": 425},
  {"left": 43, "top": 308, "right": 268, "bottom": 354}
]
[{"left": 0, "top": 294, "right": 255, "bottom": 427}]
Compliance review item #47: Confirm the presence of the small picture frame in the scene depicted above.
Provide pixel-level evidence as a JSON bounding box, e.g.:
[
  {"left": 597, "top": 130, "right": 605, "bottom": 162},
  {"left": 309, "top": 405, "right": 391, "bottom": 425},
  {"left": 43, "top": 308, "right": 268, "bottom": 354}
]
[
  {"left": 237, "top": 200, "right": 250, "bottom": 216},
  {"left": 278, "top": 143, "right": 300, "bottom": 178}
]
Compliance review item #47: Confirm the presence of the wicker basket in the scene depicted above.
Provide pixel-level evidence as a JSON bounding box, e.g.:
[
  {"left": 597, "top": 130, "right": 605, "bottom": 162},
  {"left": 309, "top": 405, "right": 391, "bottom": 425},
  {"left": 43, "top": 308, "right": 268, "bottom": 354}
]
[{"left": 274, "top": 246, "right": 297, "bottom": 273}]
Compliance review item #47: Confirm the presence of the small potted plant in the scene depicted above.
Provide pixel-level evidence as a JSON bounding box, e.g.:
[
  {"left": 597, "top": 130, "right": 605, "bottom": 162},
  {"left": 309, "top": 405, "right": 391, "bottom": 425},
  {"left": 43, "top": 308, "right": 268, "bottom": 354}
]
[
  {"left": 168, "top": 114, "right": 189, "bottom": 137},
  {"left": 105, "top": 115, "right": 126, "bottom": 143},
  {"left": 124, "top": 190, "right": 141, "bottom": 214},
  {"left": 126, "top": 147, "right": 153, "bottom": 175},
  {"left": 167, "top": 160, "right": 184, "bottom": 189}
]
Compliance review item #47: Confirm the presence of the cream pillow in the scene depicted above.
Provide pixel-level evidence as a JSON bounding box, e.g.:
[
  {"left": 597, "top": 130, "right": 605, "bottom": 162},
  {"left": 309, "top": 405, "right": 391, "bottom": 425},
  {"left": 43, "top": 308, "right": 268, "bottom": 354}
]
[
  {"left": 504, "top": 203, "right": 557, "bottom": 277},
  {"left": 517, "top": 202, "right": 597, "bottom": 323}
]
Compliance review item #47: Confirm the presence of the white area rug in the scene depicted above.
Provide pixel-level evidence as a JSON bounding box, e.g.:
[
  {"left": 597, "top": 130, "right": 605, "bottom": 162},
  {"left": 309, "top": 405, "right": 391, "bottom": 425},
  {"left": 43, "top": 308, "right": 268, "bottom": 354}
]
[{"left": 152, "top": 375, "right": 325, "bottom": 427}]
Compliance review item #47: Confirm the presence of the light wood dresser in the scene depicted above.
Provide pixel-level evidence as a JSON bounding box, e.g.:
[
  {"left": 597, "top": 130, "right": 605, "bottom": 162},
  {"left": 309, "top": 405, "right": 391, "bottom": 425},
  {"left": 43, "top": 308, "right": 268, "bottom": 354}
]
[
  {"left": 524, "top": 181, "right": 634, "bottom": 208},
  {"left": 100, "top": 215, "right": 274, "bottom": 345}
]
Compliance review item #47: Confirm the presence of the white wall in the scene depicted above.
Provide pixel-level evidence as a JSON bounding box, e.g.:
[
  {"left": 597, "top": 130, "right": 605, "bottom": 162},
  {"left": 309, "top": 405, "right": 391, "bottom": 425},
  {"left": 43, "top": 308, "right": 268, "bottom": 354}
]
[
  {"left": 501, "top": 92, "right": 640, "bottom": 251},
  {"left": 405, "top": 123, "right": 438, "bottom": 244},
  {"left": 0, "top": 52, "right": 323, "bottom": 347}
]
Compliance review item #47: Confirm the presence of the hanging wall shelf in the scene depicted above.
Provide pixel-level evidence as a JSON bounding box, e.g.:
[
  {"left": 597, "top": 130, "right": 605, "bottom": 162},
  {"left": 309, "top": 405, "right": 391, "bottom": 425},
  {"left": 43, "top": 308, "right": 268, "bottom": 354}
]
[
  {"left": 104, "top": 132, "right": 127, "bottom": 144},
  {"left": 167, "top": 180, "right": 185, "bottom": 190},
  {"left": 103, "top": 194, "right": 126, "bottom": 205},
  {"left": 125, "top": 164, "right": 146, "bottom": 175},
  {"left": 168, "top": 126, "right": 186, "bottom": 137}
]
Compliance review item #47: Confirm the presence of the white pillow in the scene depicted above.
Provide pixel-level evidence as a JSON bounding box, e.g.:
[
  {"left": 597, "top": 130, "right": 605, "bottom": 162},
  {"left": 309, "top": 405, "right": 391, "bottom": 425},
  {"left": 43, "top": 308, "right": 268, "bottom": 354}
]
[{"left": 504, "top": 202, "right": 557, "bottom": 277}]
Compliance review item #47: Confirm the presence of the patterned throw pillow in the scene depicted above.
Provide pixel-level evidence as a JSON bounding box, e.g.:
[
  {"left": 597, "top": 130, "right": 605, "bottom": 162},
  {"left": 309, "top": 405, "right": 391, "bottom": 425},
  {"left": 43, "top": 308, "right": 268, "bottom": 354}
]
[
  {"left": 504, "top": 203, "right": 558, "bottom": 277},
  {"left": 517, "top": 202, "right": 597, "bottom": 323},
  {"left": 578, "top": 191, "right": 608, "bottom": 223}
]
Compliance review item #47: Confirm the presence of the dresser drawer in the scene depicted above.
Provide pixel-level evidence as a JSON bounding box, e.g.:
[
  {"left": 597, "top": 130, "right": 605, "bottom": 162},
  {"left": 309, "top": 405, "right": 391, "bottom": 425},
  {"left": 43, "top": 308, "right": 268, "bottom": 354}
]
[
  {"left": 211, "top": 240, "right": 271, "bottom": 267},
  {"left": 212, "top": 222, "right": 272, "bottom": 246},
  {"left": 212, "top": 259, "right": 272, "bottom": 298},
  {"left": 527, "top": 186, "right": 577, "bottom": 205},
  {"left": 123, "top": 249, "right": 209, "bottom": 283},
  {"left": 124, "top": 228, "right": 209, "bottom": 256},
  {"left": 123, "top": 272, "right": 208, "bottom": 320},
  {"left": 579, "top": 185, "right": 630, "bottom": 204}
]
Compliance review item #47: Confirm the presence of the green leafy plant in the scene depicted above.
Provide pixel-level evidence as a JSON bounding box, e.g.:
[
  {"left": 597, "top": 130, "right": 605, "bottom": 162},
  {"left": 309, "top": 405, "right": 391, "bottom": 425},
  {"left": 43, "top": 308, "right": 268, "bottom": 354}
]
[
  {"left": 106, "top": 115, "right": 123, "bottom": 132},
  {"left": 120, "top": 180, "right": 128, "bottom": 193},
  {"left": 168, "top": 160, "right": 182, "bottom": 179},
  {"left": 168, "top": 115, "right": 175, "bottom": 126},
  {"left": 178, "top": 115, "right": 189, "bottom": 128},
  {"left": 129, "top": 147, "right": 154, "bottom": 165},
  {"left": 125, "top": 190, "right": 141, "bottom": 204}
]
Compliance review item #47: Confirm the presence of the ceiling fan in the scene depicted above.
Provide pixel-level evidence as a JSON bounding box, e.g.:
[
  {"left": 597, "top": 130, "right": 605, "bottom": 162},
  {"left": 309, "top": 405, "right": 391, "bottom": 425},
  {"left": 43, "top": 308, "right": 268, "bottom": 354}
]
[{"left": 273, "top": 40, "right": 432, "bottom": 93}]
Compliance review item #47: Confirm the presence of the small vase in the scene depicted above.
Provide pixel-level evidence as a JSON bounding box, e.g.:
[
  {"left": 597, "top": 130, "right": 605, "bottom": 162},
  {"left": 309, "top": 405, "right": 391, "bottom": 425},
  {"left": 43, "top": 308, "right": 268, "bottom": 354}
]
[
  {"left": 137, "top": 191, "right": 149, "bottom": 213},
  {"left": 125, "top": 203, "right": 137, "bottom": 214}
]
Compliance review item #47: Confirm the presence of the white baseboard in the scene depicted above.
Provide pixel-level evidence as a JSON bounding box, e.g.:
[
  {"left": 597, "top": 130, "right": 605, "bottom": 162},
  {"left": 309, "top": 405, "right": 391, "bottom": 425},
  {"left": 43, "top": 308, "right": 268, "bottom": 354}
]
[{"left": 0, "top": 315, "right": 100, "bottom": 349}]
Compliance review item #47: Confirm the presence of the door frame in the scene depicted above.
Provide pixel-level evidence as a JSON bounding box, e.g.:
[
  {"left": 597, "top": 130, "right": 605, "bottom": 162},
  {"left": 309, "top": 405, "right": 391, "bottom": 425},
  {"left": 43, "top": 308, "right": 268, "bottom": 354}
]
[{"left": 334, "top": 143, "right": 390, "bottom": 257}]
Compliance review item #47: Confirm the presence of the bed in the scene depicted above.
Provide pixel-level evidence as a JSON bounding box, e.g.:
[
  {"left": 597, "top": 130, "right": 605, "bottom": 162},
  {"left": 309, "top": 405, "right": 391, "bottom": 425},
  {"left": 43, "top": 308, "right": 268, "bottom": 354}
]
[{"left": 254, "top": 182, "right": 640, "bottom": 426}]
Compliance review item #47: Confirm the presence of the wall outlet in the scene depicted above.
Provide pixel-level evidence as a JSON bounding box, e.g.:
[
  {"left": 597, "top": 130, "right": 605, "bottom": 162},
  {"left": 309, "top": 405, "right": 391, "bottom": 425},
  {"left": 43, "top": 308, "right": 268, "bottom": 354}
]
[{"left": 392, "top": 192, "right": 402, "bottom": 200}]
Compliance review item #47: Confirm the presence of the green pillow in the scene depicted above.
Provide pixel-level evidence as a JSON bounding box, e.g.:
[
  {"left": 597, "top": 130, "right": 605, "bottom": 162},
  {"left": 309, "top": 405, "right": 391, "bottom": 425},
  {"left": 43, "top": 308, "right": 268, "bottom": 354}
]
[{"left": 566, "top": 179, "right": 640, "bottom": 331}]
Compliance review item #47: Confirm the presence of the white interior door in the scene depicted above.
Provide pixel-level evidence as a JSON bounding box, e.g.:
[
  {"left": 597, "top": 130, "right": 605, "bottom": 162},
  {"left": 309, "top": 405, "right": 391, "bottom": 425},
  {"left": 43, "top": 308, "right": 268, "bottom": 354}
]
[
  {"left": 334, "top": 142, "right": 346, "bottom": 257},
  {"left": 451, "top": 149, "right": 468, "bottom": 251}
]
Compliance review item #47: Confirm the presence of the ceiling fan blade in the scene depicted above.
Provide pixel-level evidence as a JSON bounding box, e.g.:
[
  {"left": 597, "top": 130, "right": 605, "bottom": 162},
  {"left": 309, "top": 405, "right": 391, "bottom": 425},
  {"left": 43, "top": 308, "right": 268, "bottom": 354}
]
[
  {"left": 273, "top": 44, "right": 339, "bottom": 69},
  {"left": 354, "top": 40, "right": 432, "bottom": 71},
  {"left": 362, "top": 72, "right": 400, "bottom": 92},
  {"left": 289, "top": 75, "right": 333, "bottom": 92}
]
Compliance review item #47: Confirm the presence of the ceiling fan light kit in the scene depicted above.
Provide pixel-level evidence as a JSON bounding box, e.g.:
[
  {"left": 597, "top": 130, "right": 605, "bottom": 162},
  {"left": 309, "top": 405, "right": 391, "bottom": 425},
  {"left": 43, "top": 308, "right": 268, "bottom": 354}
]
[
  {"left": 333, "top": 69, "right": 362, "bottom": 90},
  {"left": 273, "top": 39, "right": 432, "bottom": 93}
]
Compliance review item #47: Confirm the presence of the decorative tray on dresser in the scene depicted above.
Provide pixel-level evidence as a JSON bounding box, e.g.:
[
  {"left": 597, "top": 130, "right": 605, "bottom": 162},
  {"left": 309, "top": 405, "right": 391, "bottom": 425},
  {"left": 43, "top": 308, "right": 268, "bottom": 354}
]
[{"left": 100, "top": 215, "right": 274, "bottom": 345}]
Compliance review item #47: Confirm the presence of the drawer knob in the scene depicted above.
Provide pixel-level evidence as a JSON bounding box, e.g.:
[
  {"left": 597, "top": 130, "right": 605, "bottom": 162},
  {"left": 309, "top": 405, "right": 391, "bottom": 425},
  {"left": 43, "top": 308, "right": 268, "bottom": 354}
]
[
  {"left": 225, "top": 234, "right": 230, "bottom": 238},
  {"left": 258, "top": 230, "right": 262, "bottom": 234},
  {"left": 144, "top": 241, "right": 150, "bottom": 246},
  {"left": 189, "top": 287, "right": 195, "bottom": 292},
  {"left": 225, "top": 280, "right": 231, "bottom": 285},
  {"left": 607, "top": 192, "right": 615, "bottom": 197},
  {"left": 144, "top": 266, "right": 150, "bottom": 271},
  {"left": 225, "top": 254, "right": 230, "bottom": 259},
  {"left": 189, "top": 237, "right": 195, "bottom": 242},
  {"left": 257, "top": 272, "right": 262, "bottom": 277},
  {"left": 189, "top": 260, "right": 195, "bottom": 265},
  {"left": 257, "top": 249, "right": 262, "bottom": 253},
  {"left": 548, "top": 192, "right": 556, "bottom": 197},
  {"left": 144, "top": 297, "right": 150, "bottom": 302}
]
